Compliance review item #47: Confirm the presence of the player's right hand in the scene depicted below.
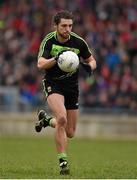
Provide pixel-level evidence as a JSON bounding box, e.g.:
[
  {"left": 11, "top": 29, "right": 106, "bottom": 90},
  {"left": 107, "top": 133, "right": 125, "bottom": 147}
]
[{"left": 54, "top": 50, "right": 68, "bottom": 62}]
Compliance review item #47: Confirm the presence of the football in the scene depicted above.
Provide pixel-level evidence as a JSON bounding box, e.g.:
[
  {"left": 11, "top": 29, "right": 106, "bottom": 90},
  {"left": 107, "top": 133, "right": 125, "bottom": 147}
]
[{"left": 57, "top": 50, "right": 79, "bottom": 72}]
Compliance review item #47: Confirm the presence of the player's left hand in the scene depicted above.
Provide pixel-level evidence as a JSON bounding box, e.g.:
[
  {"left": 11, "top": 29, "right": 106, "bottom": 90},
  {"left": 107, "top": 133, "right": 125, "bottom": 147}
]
[{"left": 80, "top": 63, "right": 93, "bottom": 76}]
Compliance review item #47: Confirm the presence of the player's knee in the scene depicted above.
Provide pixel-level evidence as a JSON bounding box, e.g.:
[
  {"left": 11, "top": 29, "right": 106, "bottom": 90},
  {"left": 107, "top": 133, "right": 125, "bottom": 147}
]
[{"left": 57, "top": 115, "right": 67, "bottom": 127}]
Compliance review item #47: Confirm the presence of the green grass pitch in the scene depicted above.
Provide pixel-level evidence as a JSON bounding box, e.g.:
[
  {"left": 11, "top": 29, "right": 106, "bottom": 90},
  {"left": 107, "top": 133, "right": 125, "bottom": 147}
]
[{"left": 0, "top": 136, "right": 137, "bottom": 179}]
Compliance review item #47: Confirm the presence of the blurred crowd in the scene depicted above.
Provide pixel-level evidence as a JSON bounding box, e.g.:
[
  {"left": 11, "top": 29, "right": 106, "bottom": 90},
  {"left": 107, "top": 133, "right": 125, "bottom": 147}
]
[{"left": 0, "top": 0, "right": 137, "bottom": 110}]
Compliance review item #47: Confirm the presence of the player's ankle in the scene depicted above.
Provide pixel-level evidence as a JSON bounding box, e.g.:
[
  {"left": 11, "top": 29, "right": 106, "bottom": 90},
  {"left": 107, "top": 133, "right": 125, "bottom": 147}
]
[{"left": 58, "top": 152, "right": 67, "bottom": 161}]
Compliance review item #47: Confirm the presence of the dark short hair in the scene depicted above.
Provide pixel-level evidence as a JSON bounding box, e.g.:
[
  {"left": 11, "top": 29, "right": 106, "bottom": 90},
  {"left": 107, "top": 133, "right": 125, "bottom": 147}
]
[{"left": 53, "top": 10, "right": 74, "bottom": 25}]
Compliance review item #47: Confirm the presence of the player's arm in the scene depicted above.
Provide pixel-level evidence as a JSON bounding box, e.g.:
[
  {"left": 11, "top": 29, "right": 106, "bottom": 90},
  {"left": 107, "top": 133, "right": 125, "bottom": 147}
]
[
  {"left": 80, "top": 39, "right": 97, "bottom": 75},
  {"left": 85, "top": 55, "right": 96, "bottom": 70},
  {"left": 37, "top": 50, "right": 67, "bottom": 70},
  {"left": 37, "top": 40, "right": 56, "bottom": 70},
  {"left": 81, "top": 55, "right": 96, "bottom": 76},
  {"left": 37, "top": 36, "right": 58, "bottom": 70},
  {"left": 37, "top": 38, "right": 67, "bottom": 70},
  {"left": 37, "top": 57, "right": 56, "bottom": 70}
]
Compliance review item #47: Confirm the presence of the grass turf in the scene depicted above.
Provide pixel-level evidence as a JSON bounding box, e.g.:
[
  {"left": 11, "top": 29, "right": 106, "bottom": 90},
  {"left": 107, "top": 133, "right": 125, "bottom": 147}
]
[{"left": 0, "top": 136, "right": 137, "bottom": 179}]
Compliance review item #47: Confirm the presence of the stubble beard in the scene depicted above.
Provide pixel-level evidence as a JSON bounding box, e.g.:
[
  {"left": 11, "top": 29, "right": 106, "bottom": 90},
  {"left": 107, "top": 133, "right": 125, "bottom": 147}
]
[{"left": 59, "top": 32, "right": 70, "bottom": 40}]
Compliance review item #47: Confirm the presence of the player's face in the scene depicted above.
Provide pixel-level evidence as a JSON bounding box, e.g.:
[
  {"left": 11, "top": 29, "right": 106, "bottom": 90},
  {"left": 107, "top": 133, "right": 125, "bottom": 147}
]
[{"left": 56, "top": 18, "right": 73, "bottom": 39}]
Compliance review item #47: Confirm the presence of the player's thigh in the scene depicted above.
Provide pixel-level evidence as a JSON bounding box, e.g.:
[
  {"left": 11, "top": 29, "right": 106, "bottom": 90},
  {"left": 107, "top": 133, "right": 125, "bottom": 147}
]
[
  {"left": 47, "top": 93, "right": 67, "bottom": 119},
  {"left": 66, "top": 109, "right": 79, "bottom": 137}
]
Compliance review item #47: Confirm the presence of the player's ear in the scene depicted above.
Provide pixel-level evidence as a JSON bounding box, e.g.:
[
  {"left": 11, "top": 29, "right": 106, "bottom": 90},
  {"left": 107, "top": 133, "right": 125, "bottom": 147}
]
[{"left": 53, "top": 24, "right": 57, "bottom": 30}]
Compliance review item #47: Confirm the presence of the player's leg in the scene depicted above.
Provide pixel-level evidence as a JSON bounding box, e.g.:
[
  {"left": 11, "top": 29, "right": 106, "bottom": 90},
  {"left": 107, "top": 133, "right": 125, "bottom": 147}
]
[
  {"left": 35, "top": 107, "right": 57, "bottom": 132},
  {"left": 35, "top": 109, "right": 56, "bottom": 132},
  {"left": 64, "top": 89, "right": 79, "bottom": 138},
  {"left": 47, "top": 93, "right": 67, "bottom": 153},
  {"left": 35, "top": 79, "right": 57, "bottom": 132},
  {"left": 47, "top": 93, "right": 69, "bottom": 175},
  {"left": 66, "top": 109, "right": 79, "bottom": 138}
]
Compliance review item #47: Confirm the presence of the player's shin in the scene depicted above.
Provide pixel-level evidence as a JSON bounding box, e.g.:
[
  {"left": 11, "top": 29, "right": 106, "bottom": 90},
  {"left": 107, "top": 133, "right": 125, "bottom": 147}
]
[{"left": 55, "top": 123, "right": 69, "bottom": 175}]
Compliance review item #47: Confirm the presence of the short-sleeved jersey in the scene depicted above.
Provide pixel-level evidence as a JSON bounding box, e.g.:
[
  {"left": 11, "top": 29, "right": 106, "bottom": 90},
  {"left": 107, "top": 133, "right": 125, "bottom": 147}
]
[{"left": 38, "top": 31, "right": 91, "bottom": 85}]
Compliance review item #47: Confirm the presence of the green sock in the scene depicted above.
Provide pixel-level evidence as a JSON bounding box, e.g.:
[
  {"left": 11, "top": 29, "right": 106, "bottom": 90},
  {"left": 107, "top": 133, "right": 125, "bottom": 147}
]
[{"left": 58, "top": 153, "right": 67, "bottom": 163}]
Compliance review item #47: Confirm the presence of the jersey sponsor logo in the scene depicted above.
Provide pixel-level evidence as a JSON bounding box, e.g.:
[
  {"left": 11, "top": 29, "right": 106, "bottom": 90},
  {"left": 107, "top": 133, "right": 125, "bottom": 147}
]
[{"left": 50, "top": 44, "right": 80, "bottom": 57}]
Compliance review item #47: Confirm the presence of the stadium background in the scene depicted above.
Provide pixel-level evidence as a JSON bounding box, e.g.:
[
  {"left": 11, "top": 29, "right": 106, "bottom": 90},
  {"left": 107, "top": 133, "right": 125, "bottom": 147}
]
[{"left": 0, "top": 0, "right": 137, "bottom": 178}]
